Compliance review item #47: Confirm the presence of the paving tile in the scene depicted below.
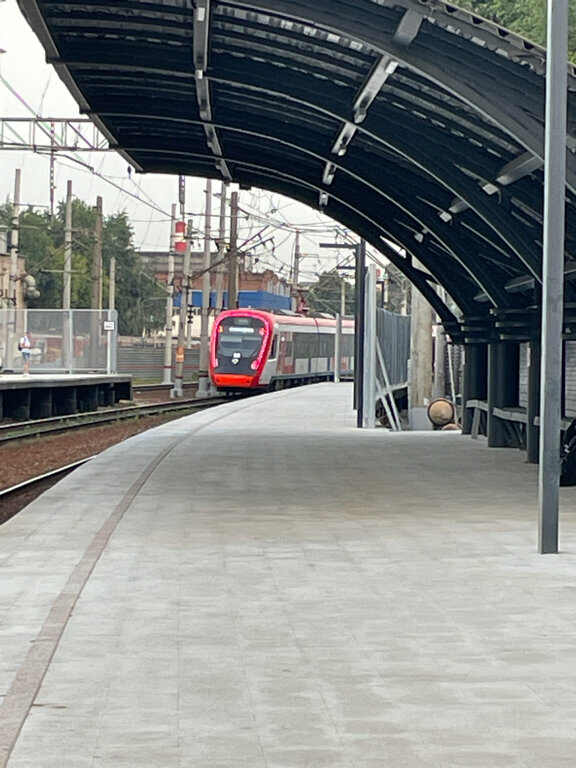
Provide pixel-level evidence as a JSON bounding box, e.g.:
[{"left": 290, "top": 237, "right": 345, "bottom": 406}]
[{"left": 3, "top": 385, "right": 576, "bottom": 767}]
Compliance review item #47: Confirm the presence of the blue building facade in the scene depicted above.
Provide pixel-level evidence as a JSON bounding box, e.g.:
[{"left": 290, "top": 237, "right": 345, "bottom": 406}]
[{"left": 174, "top": 290, "right": 291, "bottom": 311}]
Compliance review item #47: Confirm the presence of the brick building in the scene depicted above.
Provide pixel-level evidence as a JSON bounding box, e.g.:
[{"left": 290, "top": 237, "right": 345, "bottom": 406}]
[{"left": 140, "top": 250, "right": 291, "bottom": 311}]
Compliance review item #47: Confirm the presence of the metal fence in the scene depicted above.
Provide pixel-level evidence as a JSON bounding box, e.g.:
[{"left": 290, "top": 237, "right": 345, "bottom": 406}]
[
  {"left": 0, "top": 309, "right": 118, "bottom": 374},
  {"left": 116, "top": 345, "right": 199, "bottom": 382},
  {"left": 376, "top": 308, "right": 411, "bottom": 387}
]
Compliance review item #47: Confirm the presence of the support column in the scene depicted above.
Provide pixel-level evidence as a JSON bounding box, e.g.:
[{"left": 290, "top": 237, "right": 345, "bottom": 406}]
[
  {"left": 461, "top": 343, "right": 488, "bottom": 435},
  {"left": 408, "top": 273, "right": 435, "bottom": 430},
  {"left": 487, "top": 341, "right": 520, "bottom": 447},
  {"left": 354, "top": 240, "right": 366, "bottom": 428},
  {"left": 526, "top": 335, "right": 541, "bottom": 464},
  {"left": 363, "top": 263, "right": 377, "bottom": 428}
]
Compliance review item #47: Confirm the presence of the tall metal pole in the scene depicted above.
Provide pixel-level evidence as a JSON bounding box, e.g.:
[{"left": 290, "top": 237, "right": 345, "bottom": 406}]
[
  {"left": 62, "top": 180, "right": 73, "bottom": 371},
  {"left": 363, "top": 263, "right": 377, "bottom": 428},
  {"left": 162, "top": 204, "right": 176, "bottom": 385},
  {"left": 106, "top": 258, "right": 116, "bottom": 376},
  {"left": 198, "top": 178, "right": 212, "bottom": 396},
  {"left": 228, "top": 191, "right": 239, "bottom": 309},
  {"left": 63, "top": 180, "right": 72, "bottom": 310},
  {"left": 539, "top": 0, "right": 569, "bottom": 554},
  {"left": 292, "top": 230, "right": 301, "bottom": 312},
  {"left": 214, "top": 183, "right": 227, "bottom": 314},
  {"left": 10, "top": 171, "right": 21, "bottom": 286},
  {"left": 334, "top": 277, "right": 346, "bottom": 383},
  {"left": 334, "top": 312, "right": 342, "bottom": 384},
  {"left": 89, "top": 196, "right": 103, "bottom": 369},
  {"left": 354, "top": 240, "right": 366, "bottom": 427},
  {"left": 172, "top": 219, "right": 192, "bottom": 398},
  {"left": 109, "top": 255, "right": 116, "bottom": 311},
  {"left": 8, "top": 169, "right": 21, "bottom": 363},
  {"left": 91, "top": 196, "right": 103, "bottom": 310}
]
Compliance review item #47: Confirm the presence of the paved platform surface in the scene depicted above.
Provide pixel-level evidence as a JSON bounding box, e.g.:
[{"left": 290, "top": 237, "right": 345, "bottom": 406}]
[{"left": 2, "top": 382, "right": 576, "bottom": 767}]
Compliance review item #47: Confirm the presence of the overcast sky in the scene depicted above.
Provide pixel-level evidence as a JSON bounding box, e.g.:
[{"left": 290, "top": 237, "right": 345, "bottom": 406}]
[{"left": 0, "top": 0, "right": 352, "bottom": 279}]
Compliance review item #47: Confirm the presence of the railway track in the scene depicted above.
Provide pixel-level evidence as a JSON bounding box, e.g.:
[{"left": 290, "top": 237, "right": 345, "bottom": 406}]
[
  {"left": 0, "top": 395, "right": 230, "bottom": 443},
  {"left": 0, "top": 459, "right": 94, "bottom": 526}
]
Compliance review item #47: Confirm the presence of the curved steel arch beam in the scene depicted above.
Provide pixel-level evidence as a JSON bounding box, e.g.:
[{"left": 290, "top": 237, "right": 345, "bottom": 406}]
[
  {"left": 116, "top": 116, "right": 522, "bottom": 307},
  {"left": 84, "top": 64, "right": 542, "bottom": 280},
  {"left": 227, "top": 0, "right": 576, "bottom": 191},
  {"left": 207, "top": 69, "right": 542, "bottom": 278},
  {"left": 228, "top": 164, "right": 471, "bottom": 325},
  {"left": 130, "top": 141, "right": 512, "bottom": 308}
]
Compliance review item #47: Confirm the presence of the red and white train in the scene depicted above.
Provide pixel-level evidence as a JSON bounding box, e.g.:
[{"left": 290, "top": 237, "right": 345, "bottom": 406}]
[{"left": 210, "top": 309, "right": 354, "bottom": 392}]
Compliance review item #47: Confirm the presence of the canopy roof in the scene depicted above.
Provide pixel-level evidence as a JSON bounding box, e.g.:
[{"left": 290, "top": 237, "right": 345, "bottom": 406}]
[{"left": 17, "top": 0, "right": 576, "bottom": 340}]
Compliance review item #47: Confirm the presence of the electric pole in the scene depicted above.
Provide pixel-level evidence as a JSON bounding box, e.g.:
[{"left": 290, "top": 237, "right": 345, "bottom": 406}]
[
  {"left": 162, "top": 204, "right": 176, "bottom": 385},
  {"left": 172, "top": 219, "right": 192, "bottom": 397},
  {"left": 91, "top": 196, "right": 103, "bottom": 311},
  {"left": 228, "top": 190, "right": 239, "bottom": 309},
  {"left": 89, "top": 196, "right": 103, "bottom": 368},
  {"left": 62, "top": 180, "right": 73, "bottom": 371},
  {"left": 214, "top": 182, "right": 227, "bottom": 313},
  {"left": 63, "top": 180, "right": 72, "bottom": 310},
  {"left": 292, "top": 230, "right": 301, "bottom": 312},
  {"left": 197, "top": 179, "right": 212, "bottom": 396},
  {"left": 5, "top": 168, "right": 21, "bottom": 368}
]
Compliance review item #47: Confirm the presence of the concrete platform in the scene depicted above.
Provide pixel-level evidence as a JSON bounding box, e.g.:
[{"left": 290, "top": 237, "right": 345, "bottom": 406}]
[
  {"left": 0, "top": 374, "right": 132, "bottom": 421},
  {"left": 1, "top": 382, "right": 576, "bottom": 767}
]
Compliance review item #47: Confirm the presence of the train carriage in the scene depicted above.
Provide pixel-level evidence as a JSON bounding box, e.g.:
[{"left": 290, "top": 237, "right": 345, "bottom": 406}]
[{"left": 210, "top": 309, "right": 354, "bottom": 392}]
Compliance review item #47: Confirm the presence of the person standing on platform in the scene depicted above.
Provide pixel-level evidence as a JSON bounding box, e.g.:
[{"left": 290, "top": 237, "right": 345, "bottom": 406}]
[{"left": 19, "top": 330, "right": 32, "bottom": 376}]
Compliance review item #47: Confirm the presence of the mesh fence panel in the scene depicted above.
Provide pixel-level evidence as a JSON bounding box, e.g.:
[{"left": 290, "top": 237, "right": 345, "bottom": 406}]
[
  {"left": 0, "top": 309, "right": 117, "bottom": 374},
  {"left": 376, "top": 308, "right": 410, "bottom": 387}
]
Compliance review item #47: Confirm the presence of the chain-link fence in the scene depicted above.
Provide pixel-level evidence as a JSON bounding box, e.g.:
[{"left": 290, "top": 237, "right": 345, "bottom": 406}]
[{"left": 0, "top": 309, "right": 118, "bottom": 374}]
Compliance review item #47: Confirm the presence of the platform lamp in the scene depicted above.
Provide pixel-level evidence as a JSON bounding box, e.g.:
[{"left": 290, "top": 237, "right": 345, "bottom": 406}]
[{"left": 319, "top": 240, "right": 366, "bottom": 428}]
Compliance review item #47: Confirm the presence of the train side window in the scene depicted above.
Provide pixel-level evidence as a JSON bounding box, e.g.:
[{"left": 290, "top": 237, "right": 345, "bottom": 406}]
[{"left": 270, "top": 335, "right": 278, "bottom": 360}]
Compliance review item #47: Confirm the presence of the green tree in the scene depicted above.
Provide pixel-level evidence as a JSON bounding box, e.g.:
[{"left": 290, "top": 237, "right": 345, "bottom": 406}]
[
  {"left": 305, "top": 269, "right": 355, "bottom": 315},
  {"left": 0, "top": 199, "right": 167, "bottom": 336},
  {"left": 457, "top": 0, "right": 576, "bottom": 58}
]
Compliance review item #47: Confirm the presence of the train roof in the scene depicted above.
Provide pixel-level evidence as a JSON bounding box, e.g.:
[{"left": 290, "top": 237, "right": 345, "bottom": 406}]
[{"left": 214, "top": 308, "right": 354, "bottom": 328}]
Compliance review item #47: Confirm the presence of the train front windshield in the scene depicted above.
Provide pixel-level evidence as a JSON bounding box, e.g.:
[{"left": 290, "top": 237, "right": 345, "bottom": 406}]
[{"left": 215, "top": 316, "right": 267, "bottom": 372}]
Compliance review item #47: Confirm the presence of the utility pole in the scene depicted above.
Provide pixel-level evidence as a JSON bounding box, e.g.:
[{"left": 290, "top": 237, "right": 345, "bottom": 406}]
[
  {"left": 63, "top": 179, "right": 73, "bottom": 371},
  {"left": 292, "top": 230, "right": 301, "bottom": 312},
  {"left": 214, "top": 182, "right": 227, "bottom": 313},
  {"left": 9, "top": 169, "right": 21, "bottom": 306},
  {"left": 228, "top": 190, "right": 239, "bottom": 309},
  {"left": 90, "top": 196, "right": 103, "bottom": 368},
  {"left": 197, "top": 179, "right": 212, "bottom": 396},
  {"left": 5, "top": 168, "right": 21, "bottom": 368},
  {"left": 172, "top": 219, "right": 192, "bottom": 397},
  {"left": 334, "top": 277, "right": 346, "bottom": 384},
  {"left": 162, "top": 204, "right": 176, "bottom": 385},
  {"left": 63, "top": 180, "right": 72, "bottom": 310},
  {"left": 91, "top": 196, "right": 103, "bottom": 311},
  {"left": 109, "top": 254, "right": 116, "bottom": 311}
]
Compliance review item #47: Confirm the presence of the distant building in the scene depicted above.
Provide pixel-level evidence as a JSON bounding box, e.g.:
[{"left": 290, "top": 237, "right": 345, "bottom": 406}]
[{"left": 140, "top": 250, "right": 291, "bottom": 311}]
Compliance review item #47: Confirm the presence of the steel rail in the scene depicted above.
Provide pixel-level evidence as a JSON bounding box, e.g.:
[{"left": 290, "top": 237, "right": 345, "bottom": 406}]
[{"left": 0, "top": 396, "right": 231, "bottom": 444}]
